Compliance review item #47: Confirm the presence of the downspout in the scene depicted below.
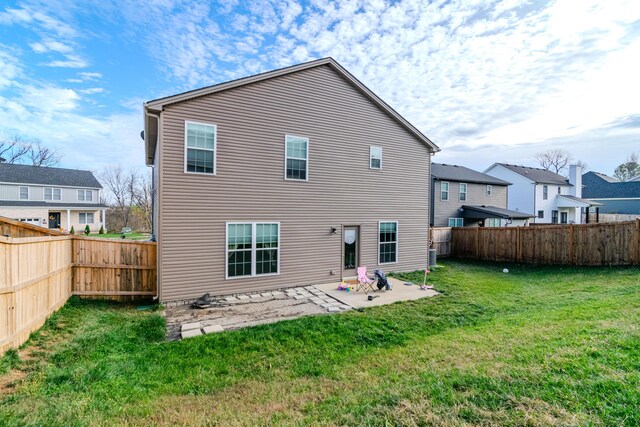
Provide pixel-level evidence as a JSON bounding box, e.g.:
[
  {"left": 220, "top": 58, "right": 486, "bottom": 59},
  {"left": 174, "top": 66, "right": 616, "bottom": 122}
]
[{"left": 145, "top": 109, "right": 161, "bottom": 301}]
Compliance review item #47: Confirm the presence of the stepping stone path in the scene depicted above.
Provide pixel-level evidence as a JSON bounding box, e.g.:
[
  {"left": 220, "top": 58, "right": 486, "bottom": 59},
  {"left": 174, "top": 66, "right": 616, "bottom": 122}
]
[{"left": 178, "top": 284, "right": 351, "bottom": 339}]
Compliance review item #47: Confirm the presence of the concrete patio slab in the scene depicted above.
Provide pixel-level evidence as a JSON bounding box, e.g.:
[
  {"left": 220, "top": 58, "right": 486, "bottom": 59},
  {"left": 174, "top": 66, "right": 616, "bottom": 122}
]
[{"left": 313, "top": 277, "right": 438, "bottom": 308}]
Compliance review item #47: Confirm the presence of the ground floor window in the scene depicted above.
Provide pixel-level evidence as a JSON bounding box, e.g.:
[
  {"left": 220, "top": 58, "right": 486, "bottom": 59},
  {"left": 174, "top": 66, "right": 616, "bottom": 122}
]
[
  {"left": 227, "top": 222, "right": 279, "bottom": 278},
  {"left": 378, "top": 221, "right": 398, "bottom": 264},
  {"left": 552, "top": 210, "right": 559, "bottom": 224},
  {"left": 79, "top": 212, "right": 94, "bottom": 224},
  {"left": 560, "top": 212, "right": 568, "bottom": 224},
  {"left": 448, "top": 218, "right": 464, "bottom": 227},
  {"left": 487, "top": 218, "right": 501, "bottom": 227}
]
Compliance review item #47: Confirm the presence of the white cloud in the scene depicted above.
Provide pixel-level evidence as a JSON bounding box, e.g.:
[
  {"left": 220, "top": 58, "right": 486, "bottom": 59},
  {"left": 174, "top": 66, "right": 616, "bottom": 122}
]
[
  {"left": 78, "top": 87, "right": 104, "bottom": 94},
  {"left": 0, "top": 48, "right": 22, "bottom": 90},
  {"left": 29, "top": 39, "right": 73, "bottom": 54},
  {"left": 78, "top": 71, "right": 102, "bottom": 80}
]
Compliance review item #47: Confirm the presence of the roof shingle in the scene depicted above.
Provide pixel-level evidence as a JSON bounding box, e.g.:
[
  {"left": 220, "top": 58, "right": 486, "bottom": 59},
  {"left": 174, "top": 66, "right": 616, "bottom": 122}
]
[
  {"left": 431, "top": 163, "right": 510, "bottom": 185},
  {"left": 495, "top": 163, "right": 569, "bottom": 185},
  {"left": 0, "top": 163, "right": 102, "bottom": 188}
]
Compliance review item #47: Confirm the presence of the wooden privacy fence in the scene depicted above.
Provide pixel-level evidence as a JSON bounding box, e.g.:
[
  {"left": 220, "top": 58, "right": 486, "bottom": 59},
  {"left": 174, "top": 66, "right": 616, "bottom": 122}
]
[
  {"left": 1, "top": 226, "right": 156, "bottom": 354},
  {"left": 430, "top": 227, "right": 452, "bottom": 257},
  {"left": 451, "top": 220, "right": 640, "bottom": 266}
]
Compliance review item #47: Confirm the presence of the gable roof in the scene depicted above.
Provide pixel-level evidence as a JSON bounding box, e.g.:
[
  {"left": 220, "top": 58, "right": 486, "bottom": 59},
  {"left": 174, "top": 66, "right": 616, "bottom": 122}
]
[
  {"left": 431, "top": 163, "right": 510, "bottom": 185},
  {"left": 583, "top": 171, "right": 640, "bottom": 198},
  {"left": 492, "top": 163, "right": 570, "bottom": 185},
  {"left": 584, "top": 171, "right": 620, "bottom": 183},
  {"left": 143, "top": 57, "right": 439, "bottom": 165},
  {"left": 0, "top": 163, "right": 102, "bottom": 188},
  {"left": 461, "top": 205, "right": 535, "bottom": 219}
]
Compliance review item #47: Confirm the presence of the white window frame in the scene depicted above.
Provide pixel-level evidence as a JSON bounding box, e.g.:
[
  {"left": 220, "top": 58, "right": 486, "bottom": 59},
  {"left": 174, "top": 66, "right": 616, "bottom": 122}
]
[
  {"left": 543, "top": 185, "right": 548, "bottom": 200},
  {"left": 459, "top": 183, "right": 468, "bottom": 202},
  {"left": 448, "top": 218, "right": 464, "bottom": 227},
  {"left": 77, "top": 189, "right": 93, "bottom": 202},
  {"left": 184, "top": 120, "right": 217, "bottom": 175},
  {"left": 19, "top": 186, "right": 29, "bottom": 200},
  {"left": 378, "top": 221, "right": 398, "bottom": 265},
  {"left": 284, "top": 134, "right": 309, "bottom": 181},
  {"left": 225, "top": 222, "right": 280, "bottom": 279},
  {"left": 486, "top": 185, "right": 492, "bottom": 196},
  {"left": 369, "top": 146, "right": 382, "bottom": 170},
  {"left": 79, "top": 212, "right": 94, "bottom": 224},
  {"left": 44, "top": 187, "right": 61, "bottom": 201},
  {"left": 440, "top": 182, "right": 449, "bottom": 201}
]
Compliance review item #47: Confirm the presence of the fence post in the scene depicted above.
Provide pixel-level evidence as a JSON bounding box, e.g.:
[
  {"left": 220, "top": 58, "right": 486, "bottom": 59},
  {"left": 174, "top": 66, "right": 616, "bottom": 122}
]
[
  {"left": 569, "top": 223, "right": 574, "bottom": 265},
  {"left": 475, "top": 226, "right": 480, "bottom": 259},
  {"left": 636, "top": 219, "right": 640, "bottom": 265}
]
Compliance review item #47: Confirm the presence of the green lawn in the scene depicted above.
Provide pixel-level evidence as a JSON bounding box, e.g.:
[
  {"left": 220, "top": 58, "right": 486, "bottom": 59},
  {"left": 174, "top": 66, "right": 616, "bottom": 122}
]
[
  {"left": 85, "top": 232, "right": 150, "bottom": 240},
  {"left": 1, "top": 260, "right": 639, "bottom": 426}
]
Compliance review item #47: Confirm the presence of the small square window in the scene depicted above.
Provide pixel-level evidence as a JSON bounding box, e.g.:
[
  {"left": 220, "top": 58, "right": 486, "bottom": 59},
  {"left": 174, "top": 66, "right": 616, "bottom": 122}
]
[{"left": 538, "top": 210, "right": 544, "bottom": 219}]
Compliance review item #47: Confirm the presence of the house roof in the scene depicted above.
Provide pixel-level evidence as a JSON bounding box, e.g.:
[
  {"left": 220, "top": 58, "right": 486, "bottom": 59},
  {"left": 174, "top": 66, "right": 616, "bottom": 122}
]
[
  {"left": 0, "top": 201, "right": 108, "bottom": 208},
  {"left": 461, "top": 205, "right": 535, "bottom": 219},
  {"left": 492, "top": 163, "right": 570, "bottom": 185},
  {"left": 585, "top": 171, "right": 620, "bottom": 183},
  {"left": 143, "top": 57, "right": 440, "bottom": 165},
  {"left": 583, "top": 171, "right": 640, "bottom": 199},
  {"left": 431, "top": 163, "right": 510, "bottom": 185},
  {"left": 0, "top": 163, "right": 102, "bottom": 188},
  {"left": 557, "top": 195, "right": 601, "bottom": 208}
]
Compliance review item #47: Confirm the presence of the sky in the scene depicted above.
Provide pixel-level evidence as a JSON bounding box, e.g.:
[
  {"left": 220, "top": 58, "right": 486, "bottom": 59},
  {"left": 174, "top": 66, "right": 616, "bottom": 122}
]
[{"left": 0, "top": 0, "right": 639, "bottom": 176}]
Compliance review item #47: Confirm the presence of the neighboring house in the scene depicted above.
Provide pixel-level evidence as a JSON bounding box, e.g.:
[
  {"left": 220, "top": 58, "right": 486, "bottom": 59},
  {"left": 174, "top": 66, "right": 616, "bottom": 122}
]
[
  {"left": 430, "top": 163, "right": 533, "bottom": 227},
  {"left": 0, "top": 163, "right": 107, "bottom": 232},
  {"left": 484, "top": 163, "right": 598, "bottom": 224},
  {"left": 583, "top": 171, "right": 640, "bottom": 215},
  {"left": 143, "top": 57, "right": 440, "bottom": 302}
]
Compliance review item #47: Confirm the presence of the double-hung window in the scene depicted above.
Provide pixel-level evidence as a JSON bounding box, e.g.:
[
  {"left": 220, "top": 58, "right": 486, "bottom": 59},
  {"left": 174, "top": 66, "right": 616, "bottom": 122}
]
[
  {"left": 543, "top": 185, "right": 548, "bottom": 200},
  {"left": 185, "top": 121, "right": 216, "bottom": 174},
  {"left": 78, "top": 190, "right": 93, "bottom": 201},
  {"left": 378, "top": 221, "right": 398, "bottom": 264},
  {"left": 44, "top": 188, "right": 61, "bottom": 201},
  {"left": 19, "top": 186, "right": 29, "bottom": 200},
  {"left": 459, "top": 183, "right": 468, "bottom": 202},
  {"left": 440, "top": 182, "right": 449, "bottom": 201},
  {"left": 486, "top": 185, "right": 492, "bottom": 196},
  {"left": 227, "top": 222, "right": 279, "bottom": 278},
  {"left": 79, "top": 212, "right": 94, "bottom": 224},
  {"left": 285, "top": 135, "right": 308, "bottom": 180},
  {"left": 551, "top": 210, "right": 559, "bottom": 223},
  {"left": 370, "top": 146, "right": 382, "bottom": 169},
  {"left": 448, "top": 218, "right": 464, "bottom": 227}
]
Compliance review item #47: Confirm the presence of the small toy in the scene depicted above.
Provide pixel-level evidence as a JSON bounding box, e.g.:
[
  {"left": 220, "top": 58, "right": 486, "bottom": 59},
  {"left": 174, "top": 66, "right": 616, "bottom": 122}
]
[{"left": 503, "top": 268, "right": 509, "bottom": 273}]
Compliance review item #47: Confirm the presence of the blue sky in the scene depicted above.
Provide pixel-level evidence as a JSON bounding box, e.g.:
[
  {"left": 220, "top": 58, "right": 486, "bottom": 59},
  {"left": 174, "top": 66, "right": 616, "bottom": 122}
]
[{"left": 1, "top": 0, "right": 639, "bottom": 175}]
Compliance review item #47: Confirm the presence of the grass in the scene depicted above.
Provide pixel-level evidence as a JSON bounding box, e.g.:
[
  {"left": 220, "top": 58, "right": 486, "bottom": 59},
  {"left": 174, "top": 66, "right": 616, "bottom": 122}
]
[
  {"left": 85, "top": 232, "right": 150, "bottom": 240},
  {"left": 1, "top": 259, "right": 639, "bottom": 426}
]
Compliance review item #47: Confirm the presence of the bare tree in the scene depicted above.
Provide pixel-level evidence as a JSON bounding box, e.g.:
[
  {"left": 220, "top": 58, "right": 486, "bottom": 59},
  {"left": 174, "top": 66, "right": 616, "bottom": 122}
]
[
  {"left": 132, "top": 170, "right": 153, "bottom": 232},
  {"left": 534, "top": 149, "right": 572, "bottom": 175},
  {"left": 0, "top": 135, "right": 60, "bottom": 166},
  {"left": 575, "top": 159, "right": 588, "bottom": 171},
  {"left": 0, "top": 135, "right": 30, "bottom": 163},
  {"left": 27, "top": 140, "right": 61, "bottom": 167},
  {"left": 613, "top": 153, "right": 640, "bottom": 182},
  {"left": 101, "top": 166, "right": 134, "bottom": 229}
]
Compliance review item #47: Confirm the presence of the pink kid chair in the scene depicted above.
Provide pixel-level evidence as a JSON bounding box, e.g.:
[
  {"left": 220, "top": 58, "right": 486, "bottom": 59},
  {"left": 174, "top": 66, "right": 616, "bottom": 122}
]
[{"left": 356, "top": 267, "right": 376, "bottom": 294}]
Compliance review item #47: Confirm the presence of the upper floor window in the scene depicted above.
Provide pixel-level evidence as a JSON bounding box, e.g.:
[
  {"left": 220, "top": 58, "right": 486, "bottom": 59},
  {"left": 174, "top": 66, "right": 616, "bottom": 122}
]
[
  {"left": 486, "top": 185, "right": 492, "bottom": 196},
  {"left": 440, "top": 182, "right": 449, "bottom": 201},
  {"left": 19, "top": 186, "right": 29, "bottom": 200},
  {"left": 543, "top": 185, "right": 548, "bottom": 200},
  {"left": 44, "top": 188, "right": 61, "bottom": 201},
  {"left": 459, "top": 183, "right": 468, "bottom": 202},
  {"left": 78, "top": 190, "right": 93, "bottom": 202},
  {"left": 370, "top": 146, "right": 382, "bottom": 169},
  {"left": 185, "top": 121, "right": 216, "bottom": 174},
  {"left": 557, "top": 186, "right": 561, "bottom": 194},
  {"left": 285, "top": 135, "right": 308, "bottom": 180}
]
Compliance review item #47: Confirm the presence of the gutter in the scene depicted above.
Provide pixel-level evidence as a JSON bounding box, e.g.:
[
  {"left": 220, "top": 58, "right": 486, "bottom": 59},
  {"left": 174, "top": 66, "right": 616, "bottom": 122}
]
[{"left": 144, "top": 109, "right": 161, "bottom": 301}]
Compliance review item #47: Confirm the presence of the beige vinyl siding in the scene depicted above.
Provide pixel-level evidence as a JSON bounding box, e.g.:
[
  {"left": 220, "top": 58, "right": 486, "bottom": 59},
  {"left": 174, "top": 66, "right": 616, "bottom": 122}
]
[
  {"left": 432, "top": 181, "right": 508, "bottom": 227},
  {"left": 158, "top": 64, "right": 432, "bottom": 302}
]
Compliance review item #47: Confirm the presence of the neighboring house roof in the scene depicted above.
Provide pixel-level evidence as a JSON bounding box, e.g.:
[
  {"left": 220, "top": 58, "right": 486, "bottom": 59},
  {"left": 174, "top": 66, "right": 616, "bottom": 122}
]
[
  {"left": 490, "top": 163, "right": 570, "bottom": 185},
  {"left": 586, "top": 171, "right": 620, "bottom": 183},
  {"left": 431, "top": 163, "right": 511, "bottom": 185},
  {"left": 0, "top": 163, "right": 102, "bottom": 188},
  {"left": 144, "top": 57, "right": 439, "bottom": 165},
  {"left": 583, "top": 171, "right": 640, "bottom": 199},
  {"left": 557, "top": 195, "right": 601, "bottom": 208},
  {"left": 461, "top": 205, "right": 535, "bottom": 219},
  {"left": 0, "top": 201, "right": 108, "bottom": 208}
]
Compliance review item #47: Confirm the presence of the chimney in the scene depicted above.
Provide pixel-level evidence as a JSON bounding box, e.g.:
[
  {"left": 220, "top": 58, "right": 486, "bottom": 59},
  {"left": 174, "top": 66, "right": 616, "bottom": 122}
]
[{"left": 569, "top": 164, "right": 582, "bottom": 198}]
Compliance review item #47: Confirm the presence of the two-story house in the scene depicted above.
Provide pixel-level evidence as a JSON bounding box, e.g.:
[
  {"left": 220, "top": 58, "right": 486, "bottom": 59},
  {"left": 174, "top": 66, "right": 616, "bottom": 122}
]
[
  {"left": 431, "top": 163, "right": 533, "bottom": 227},
  {"left": 0, "top": 163, "right": 107, "bottom": 232},
  {"left": 143, "top": 58, "right": 440, "bottom": 303},
  {"left": 582, "top": 171, "right": 640, "bottom": 216},
  {"left": 484, "top": 163, "right": 597, "bottom": 224}
]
